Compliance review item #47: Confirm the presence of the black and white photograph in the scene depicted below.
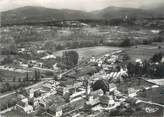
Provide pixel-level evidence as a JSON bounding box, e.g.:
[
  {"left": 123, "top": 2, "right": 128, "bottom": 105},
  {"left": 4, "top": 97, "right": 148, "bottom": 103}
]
[{"left": 0, "top": 0, "right": 164, "bottom": 116}]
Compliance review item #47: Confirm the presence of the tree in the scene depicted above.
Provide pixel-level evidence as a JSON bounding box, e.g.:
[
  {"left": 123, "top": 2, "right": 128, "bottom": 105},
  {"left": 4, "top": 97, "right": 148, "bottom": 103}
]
[
  {"left": 0, "top": 37, "right": 17, "bottom": 55},
  {"left": 150, "top": 52, "right": 162, "bottom": 63},
  {"left": 8, "top": 98, "right": 17, "bottom": 107},
  {"left": 56, "top": 44, "right": 64, "bottom": 50},
  {"left": 53, "top": 74, "right": 58, "bottom": 81},
  {"left": 44, "top": 41, "right": 56, "bottom": 52},
  {"left": 13, "top": 77, "right": 16, "bottom": 82},
  {"left": 3, "top": 82, "right": 11, "bottom": 91},
  {"left": 18, "top": 78, "right": 22, "bottom": 82},
  {"left": 1, "top": 55, "right": 13, "bottom": 64},
  {"left": 9, "top": 39, "right": 17, "bottom": 54},
  {"left": 62, "top": 51, "right": 79, "bottom": 68},
  {"left": 26, "top": 72, "right": 29, "bottom": 81},
  {"left": 122, "top": 53, "right": 130, "bottom": 61},
  {"left": 19, "top": 88, "right": 29, "bottom": 97},
  {"left": 120, "top": 39, "right": 131, "bottom": 47},
  {"left": 34, "top": 70, "right": 41, "bottom": 82},
  {"left": 142, "top": 60, "right": 150, "bottom": 75},
  {"left": 127, "top": 62, "right": 135, "bottom": 76},
  {"left": 84, "top": 103, "right": 92, "bottom": 114},
  {"left": 92, "top": 79, "right": 109, "bottom": 94},
  {"left": 135, "top": 63, "right": 142, "bottom": 76},
  {"left": 159, "top": 63, "right": 164, "bottom": 77},
  {"left": 0, "top": 77, "right": 3, "bottom": 82}
]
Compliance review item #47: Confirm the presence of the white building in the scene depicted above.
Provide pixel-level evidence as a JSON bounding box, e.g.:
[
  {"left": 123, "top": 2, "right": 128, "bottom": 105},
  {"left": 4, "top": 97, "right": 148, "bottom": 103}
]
[
  {"left": 41, "top": 55, "right": 56, "bottom": 60},
  {"left": 70, "top": 88, "right": 86, "bottom": 102},
  {"left": 16, "top": 98, "right": 33, "bottom": 114},
  {"left": 108, "top": 96, "right": 115, "bottom": 107},
  {"left": 136, "top": 58, "right": 143, "bottom": 66},
  {"left": 53, "top": 63, "right": 59, "bottom": 71},
  {"left": 90, "top": 57, "right": 96, "bottom": 63}
]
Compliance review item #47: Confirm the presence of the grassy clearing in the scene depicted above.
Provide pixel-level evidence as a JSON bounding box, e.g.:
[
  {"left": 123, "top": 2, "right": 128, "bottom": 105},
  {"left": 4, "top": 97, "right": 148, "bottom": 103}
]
[
  {"left": 116, "top": 78, "right": 154, "bottom": 94},
  {"left": 0, "top": 93, "right": 17, "bottom": 110},
  {"left": 125, "top": 42, "right": 164, "bottom": 61},
  {"left": 53, "top": 46, "right": 121, "bottom": 59},
  {"left": 2, "top": 110, "right": 35, "bottom": 117},
  {"left": 53, "top": 42, "right": 164, "bottom": 61},
  {"left": 137, "top": 86, "right": 164, "bottom": 105}
]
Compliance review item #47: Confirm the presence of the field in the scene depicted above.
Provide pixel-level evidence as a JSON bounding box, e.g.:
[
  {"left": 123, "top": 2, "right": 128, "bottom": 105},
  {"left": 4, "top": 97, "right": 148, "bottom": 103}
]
[
  {"left": 0, "top": 93, "right": 17, "bottom": 111},
  {"left": 53, "top": 46, "right": 121, "bottom": 59},
  {"left": 53, "top": 42, "right": 164, "bottom": 61},
  {"left": 116, "top": 78, "right": 154, "bottom": 94},
  {"left": 124, "top": 42, "right": 164, "bottom": 61},
  {"left": 2, "top": 110, "right": 35, "bottom": 117},
  {"left": 0, "top": 25, "right": 158, "bottom": 53},
  {"left": 137, "top": 86, "right": 164, "bottom": 105}
]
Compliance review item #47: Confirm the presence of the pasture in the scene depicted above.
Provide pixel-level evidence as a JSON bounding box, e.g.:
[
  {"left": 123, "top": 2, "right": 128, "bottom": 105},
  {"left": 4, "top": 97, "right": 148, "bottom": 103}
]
[
  {"left": 53, "top": 46, "right": 121, "bottom": 59},
  {"left": 124, "top": 42, "right": 164, "bottom": 61},
  {"left": 0, "top": 93, "right": 17, "bottom": 111}
]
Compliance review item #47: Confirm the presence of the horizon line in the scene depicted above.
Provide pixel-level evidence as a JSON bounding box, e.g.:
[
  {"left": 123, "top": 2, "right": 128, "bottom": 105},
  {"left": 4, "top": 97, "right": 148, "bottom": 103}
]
[{"left": 1, "top": 5, "right": 147, "bottom": 12}]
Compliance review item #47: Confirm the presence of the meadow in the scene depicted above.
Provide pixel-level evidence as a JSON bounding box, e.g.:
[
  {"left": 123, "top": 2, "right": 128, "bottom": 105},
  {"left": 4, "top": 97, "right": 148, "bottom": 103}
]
[
  {"left": 53, "top": 46, "right": 121, "bottom": 59},
  {"left": 124, "top": 42, "right": 164, "bottom": 61},
  {"left": 0, "top": 25, "right": 157, "bottom": 53}
]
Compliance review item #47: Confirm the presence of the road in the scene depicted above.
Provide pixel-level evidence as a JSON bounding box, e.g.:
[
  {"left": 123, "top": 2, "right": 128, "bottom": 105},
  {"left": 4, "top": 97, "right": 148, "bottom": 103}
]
[
  {"left": 33, "top": 67, "right": 55, "bottom": 72},
  {"left": 136, "top": 98, "right": 164, "bottom": 108}
]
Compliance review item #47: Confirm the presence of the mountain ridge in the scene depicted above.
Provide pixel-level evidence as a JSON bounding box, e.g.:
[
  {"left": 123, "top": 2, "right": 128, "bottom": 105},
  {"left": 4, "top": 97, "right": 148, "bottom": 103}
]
[{"left": 1, "top": 6, "right": 164, "bottom": 26}]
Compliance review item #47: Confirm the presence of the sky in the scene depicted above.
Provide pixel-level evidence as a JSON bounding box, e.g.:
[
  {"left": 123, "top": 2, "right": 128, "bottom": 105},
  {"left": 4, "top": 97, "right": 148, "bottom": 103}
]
[{"left": 0, "top": 0, "right": 163, "bottom": 12}]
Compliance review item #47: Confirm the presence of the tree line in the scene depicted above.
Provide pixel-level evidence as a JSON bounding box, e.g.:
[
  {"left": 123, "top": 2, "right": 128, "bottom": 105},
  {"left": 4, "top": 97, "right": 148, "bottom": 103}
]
[
  {"left": 0, "top": 70, "right": 41, "bottom": 93},
  {"left": 127, "top": 52, "right": 164, "bottom": 78}
]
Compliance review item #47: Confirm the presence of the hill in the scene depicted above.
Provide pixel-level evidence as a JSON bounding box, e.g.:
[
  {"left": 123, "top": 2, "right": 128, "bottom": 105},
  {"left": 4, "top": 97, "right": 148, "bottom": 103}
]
[
  {"left": 1, "top": 6, "right": 94, "bottom": 25},
  {"left": 1, "top": 6, "right": 163, "bottom": 26},
  {"left": 92, "top": 6, "right": 153, "bottom": 19}
]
